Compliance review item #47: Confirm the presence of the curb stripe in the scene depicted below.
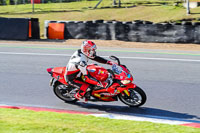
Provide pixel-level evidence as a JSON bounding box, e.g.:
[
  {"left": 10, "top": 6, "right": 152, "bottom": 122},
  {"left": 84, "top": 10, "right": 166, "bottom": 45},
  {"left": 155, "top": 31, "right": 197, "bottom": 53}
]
[
  {"left": 181, "top": 123, "right": 200, "bottom": 128},
  {"left": 0, "top": 105, "right": 92, "bottom": 115}
]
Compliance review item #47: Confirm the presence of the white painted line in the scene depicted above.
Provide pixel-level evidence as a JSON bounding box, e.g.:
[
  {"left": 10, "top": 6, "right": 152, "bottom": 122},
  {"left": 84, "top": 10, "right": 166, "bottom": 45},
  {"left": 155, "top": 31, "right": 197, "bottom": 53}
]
[
  {"left": 91, "top": 114, "right": 190, "bottom": 125},
  {"left": 118, "top": 56, "right": 200, "bottom": 62},
  {"left": 0, "top": 52, "right": 69, "bottom": 56},
  {"left": 0, "top": 52, "right": 200, "bottom": 62}
]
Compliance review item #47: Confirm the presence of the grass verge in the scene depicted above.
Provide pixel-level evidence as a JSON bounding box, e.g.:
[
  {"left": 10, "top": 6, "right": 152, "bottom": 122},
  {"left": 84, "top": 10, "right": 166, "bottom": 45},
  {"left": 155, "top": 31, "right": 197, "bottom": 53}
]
[
  {"left": 0, "top": 108, "right": 200, "bottom": 133},
  {"left": 0, "top": 0, "right": 200, "bottom": 37}
]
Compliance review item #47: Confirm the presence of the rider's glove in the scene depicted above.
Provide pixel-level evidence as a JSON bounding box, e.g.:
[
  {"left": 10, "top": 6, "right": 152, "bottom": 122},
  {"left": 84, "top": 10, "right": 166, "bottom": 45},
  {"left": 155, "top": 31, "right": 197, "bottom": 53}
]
[
  {"left": 97, "top": 81, "right": 109, "bottom": 88},
  {"left": 107, "top": 61, "right": 117, "bottom": 66}
]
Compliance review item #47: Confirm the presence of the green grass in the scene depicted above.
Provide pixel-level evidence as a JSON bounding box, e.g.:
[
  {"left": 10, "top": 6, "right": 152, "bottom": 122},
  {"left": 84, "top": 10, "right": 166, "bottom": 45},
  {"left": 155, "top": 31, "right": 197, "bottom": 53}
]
[
  {"left": 0, "top": 0, "right": 200, "bottom": 37},
  {"left": 0, "top": 108, "right": 200, "bottom": 133}
]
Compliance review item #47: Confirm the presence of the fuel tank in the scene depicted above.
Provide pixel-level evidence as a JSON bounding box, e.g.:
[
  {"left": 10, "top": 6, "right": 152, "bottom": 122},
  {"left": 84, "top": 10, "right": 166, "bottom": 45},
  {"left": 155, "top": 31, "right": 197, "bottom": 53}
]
[{"left": 87, "top": 65, "right": 109, "bottom": 81}]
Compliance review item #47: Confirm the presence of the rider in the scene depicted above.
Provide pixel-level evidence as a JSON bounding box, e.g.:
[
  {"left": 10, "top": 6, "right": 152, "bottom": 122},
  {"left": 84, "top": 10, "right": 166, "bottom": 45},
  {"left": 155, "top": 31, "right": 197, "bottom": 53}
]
[{"left": 65, "top": 40, "right": 116, "bottom": 101}]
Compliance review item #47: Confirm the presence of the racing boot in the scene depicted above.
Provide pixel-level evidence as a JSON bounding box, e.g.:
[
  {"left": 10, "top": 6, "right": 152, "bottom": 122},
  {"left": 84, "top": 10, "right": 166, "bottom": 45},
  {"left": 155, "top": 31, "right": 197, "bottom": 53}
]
[{"left": 74, "top": 90, "right": 88, "bottom": 103}]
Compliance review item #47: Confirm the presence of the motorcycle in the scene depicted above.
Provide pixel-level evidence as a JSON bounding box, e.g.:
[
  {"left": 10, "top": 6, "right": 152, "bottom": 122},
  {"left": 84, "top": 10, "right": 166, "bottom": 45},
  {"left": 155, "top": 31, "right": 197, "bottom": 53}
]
[{"left": 47, "top": 56, "right": 147, "bottom": 107}]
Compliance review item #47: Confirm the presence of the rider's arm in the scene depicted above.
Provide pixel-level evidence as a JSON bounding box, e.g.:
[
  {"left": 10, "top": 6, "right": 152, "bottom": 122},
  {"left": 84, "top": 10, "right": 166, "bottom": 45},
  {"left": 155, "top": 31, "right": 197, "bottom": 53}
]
[
  {"left": 92, "top": 56, "right": 117, "bottom": 65},
  {"left": 91, "top": 56, "right": 108, "bottom": 64}
]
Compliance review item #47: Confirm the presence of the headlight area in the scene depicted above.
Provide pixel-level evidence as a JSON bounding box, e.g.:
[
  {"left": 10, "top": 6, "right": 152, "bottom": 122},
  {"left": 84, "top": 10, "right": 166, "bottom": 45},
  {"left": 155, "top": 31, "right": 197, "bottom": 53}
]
[{"left": 121, "top": 80, "right": 131, "bottom": 85}]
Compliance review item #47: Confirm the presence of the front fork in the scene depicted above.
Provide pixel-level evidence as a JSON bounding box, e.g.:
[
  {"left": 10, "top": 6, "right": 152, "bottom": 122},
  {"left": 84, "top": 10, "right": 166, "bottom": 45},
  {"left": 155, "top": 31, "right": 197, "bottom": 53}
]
[{"left": 49, "top": 77, "right": 55, "bottom": 86}]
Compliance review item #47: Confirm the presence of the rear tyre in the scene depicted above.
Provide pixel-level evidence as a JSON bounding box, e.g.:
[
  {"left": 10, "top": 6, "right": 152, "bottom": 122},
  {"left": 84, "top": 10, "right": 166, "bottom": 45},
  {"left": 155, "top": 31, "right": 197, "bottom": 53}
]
[
  {"left": 118, "top": 86, "right": 147, "bottom": 107},
  {"left": 53, "top": 82, "right": 78, "bottom": 103}
]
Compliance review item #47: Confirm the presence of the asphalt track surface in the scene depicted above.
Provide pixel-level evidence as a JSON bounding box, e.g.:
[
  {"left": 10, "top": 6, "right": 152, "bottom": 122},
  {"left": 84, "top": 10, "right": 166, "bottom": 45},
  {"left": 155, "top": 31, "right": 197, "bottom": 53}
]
[{"left": 0, "top": 42, "right": 200, "bottom": 123}]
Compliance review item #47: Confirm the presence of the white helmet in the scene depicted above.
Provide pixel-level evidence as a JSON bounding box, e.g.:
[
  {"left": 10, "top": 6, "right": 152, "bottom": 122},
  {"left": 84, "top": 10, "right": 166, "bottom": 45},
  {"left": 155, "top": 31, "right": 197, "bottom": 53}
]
[{"left": 81, "top": 40, "right": 97, "bottom": 59}]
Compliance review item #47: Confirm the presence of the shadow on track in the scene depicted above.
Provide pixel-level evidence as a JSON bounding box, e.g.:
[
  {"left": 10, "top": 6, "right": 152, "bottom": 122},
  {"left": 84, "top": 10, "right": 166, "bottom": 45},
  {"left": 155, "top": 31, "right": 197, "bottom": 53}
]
[{"left": 66, "top": 102, "right": 200, "bottom": 122}]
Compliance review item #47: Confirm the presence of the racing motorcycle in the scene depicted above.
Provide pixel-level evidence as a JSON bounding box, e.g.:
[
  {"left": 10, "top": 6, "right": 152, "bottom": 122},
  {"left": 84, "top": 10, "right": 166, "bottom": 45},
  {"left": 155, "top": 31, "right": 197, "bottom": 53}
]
[{"left": 47, "top": 56, "right": 146, "bottom": 107}]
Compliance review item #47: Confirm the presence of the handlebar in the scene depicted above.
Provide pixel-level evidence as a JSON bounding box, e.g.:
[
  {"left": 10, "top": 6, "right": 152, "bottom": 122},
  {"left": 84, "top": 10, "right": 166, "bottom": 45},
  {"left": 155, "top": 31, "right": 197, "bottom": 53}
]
[{"left": 109, "top": 55, "right": 120, "bottom": 65}]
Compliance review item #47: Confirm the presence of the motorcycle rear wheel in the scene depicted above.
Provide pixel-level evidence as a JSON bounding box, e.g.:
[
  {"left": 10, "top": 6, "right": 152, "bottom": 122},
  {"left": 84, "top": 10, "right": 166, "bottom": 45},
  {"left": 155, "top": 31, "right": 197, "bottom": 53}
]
[
  {"left": 118, "top": 86, "right": 147, "bottom": 107},
  {"left": 53, "top": 82, "right": 78, "bottom": 103}
]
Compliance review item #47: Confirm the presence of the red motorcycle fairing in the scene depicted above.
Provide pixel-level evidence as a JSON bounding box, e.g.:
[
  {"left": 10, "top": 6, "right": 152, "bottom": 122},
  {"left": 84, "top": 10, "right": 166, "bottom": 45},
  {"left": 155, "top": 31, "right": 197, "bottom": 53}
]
[
  {"left": 91, "top": 83, "right": 119, "bottom": 101},
  {"left": 50, "top": 67, "right": 67, "bottom": 85},
  {"left": 91, "top": 82, "right": 137, "bottom": 101},
  {"left": 114, "top": 65, "right": 133, "bottom": 81},
  {"left": 87, "top": 65, "right": 109, "bottom": 82}
]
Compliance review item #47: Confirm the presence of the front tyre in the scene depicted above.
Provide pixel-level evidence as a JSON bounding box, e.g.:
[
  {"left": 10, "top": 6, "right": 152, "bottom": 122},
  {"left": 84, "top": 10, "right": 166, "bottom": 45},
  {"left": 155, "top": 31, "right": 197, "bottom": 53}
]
[
  {"left": 53, "top": 82, "right": 78, "bottom": 103},
  {"left": 118, "top": 86, "right": 147, "bottom": 107}
]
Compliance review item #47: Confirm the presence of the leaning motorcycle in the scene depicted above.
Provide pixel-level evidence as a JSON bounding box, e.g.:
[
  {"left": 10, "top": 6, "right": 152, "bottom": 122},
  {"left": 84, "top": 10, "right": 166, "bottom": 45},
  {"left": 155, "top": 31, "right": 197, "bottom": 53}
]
[{"left": 47, "top": 56, "right": 147, "bottom": 107}]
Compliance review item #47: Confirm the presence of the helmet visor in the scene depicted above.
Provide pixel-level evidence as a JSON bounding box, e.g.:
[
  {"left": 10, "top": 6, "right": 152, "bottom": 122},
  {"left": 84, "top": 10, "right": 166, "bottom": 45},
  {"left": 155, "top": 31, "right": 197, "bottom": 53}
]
[{"left": 89, "top": 49, "right": 96, "bottom": 58}]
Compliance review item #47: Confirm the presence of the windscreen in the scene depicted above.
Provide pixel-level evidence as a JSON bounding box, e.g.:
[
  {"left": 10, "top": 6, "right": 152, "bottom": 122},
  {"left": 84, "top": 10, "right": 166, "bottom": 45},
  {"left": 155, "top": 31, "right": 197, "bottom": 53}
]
[{"left": 112, "top": 64, "right": 122, "bottom": 74}]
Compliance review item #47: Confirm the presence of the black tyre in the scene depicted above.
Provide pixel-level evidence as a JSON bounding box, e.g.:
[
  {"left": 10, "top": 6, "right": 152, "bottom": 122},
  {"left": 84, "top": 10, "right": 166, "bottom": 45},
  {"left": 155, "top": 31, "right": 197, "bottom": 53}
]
[
  {"left": 118, "top": 86, "right": 147, "bottom": 107},
  {"left": 53, "top": 83, "right": 78, "bottom": 103}
]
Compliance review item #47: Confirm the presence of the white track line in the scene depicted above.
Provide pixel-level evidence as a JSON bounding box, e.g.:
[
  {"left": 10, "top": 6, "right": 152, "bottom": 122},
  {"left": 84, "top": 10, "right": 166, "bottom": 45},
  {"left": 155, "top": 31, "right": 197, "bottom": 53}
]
[
  {"left": 90, "top": 114, "right": 190, "bottom": 125},
  {"left": 0, "top": 52, "right": 68, "bottom": 56},
  {"left": 0, "top": 52, "right": 200, "bottom": 62}
]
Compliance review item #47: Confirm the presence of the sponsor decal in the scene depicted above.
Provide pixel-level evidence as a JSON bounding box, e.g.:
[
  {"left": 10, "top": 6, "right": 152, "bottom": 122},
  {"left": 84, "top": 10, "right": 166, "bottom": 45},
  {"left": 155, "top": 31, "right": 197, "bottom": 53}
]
[
  {"left": 98, "top": 70, "right": 104, "bottom": 74},
  {"left": 101, "top": 89, "right": 119, "bottom": 96},
  {"left": 88, "top": 69, "right": 96, "bottom": 72}
]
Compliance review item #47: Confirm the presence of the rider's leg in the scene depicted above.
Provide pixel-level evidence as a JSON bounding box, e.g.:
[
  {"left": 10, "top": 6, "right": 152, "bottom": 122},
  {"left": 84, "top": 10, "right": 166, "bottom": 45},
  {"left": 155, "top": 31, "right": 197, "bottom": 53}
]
[{"left": 68, "top": 79, "right": 90, "bottom": 100}]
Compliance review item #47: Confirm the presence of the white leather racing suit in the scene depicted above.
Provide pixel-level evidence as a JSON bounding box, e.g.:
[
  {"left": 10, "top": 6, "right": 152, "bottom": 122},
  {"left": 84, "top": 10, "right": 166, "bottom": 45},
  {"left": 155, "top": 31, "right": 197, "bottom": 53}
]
[{"left": 64, "top": 49, "right": 109, "bottom": 96}]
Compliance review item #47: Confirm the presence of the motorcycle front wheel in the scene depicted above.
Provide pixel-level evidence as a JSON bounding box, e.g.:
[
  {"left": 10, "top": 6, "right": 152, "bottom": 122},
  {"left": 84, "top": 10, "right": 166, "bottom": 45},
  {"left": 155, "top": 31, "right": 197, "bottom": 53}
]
[
  {"left": 118, "top": 86, "right": 147, "bottom": 107},
  {"left": 53, "top": 82, "right": 78, "bottom": 103}
]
